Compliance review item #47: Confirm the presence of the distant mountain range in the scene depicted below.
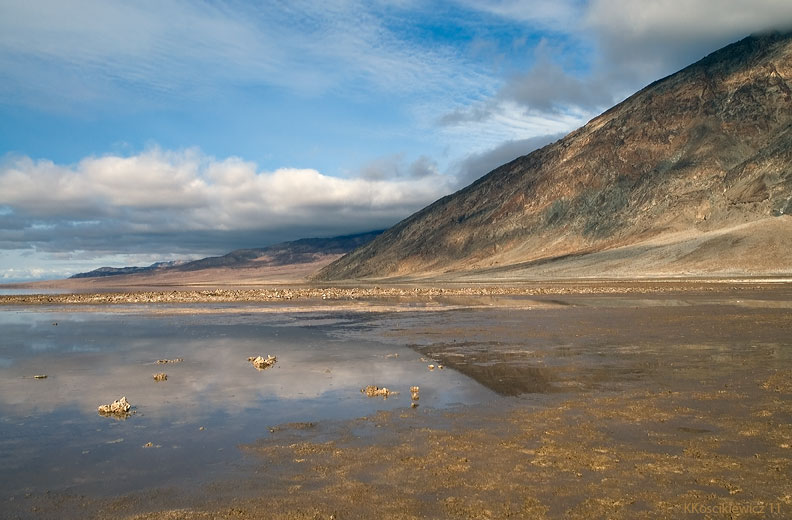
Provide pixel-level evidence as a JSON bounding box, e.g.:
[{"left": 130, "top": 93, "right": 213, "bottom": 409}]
[
  {"left": 71, "top": 231, "right": 383, "bottom": 279},
  {"left": 70, "top": 261, "right": 183, "bottom": 278},
  {"left": 318, "top": 32, "right": 792, "bottom": 281}
]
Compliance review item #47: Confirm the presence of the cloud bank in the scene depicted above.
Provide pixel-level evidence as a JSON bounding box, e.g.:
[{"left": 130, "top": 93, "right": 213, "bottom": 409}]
[
  {"left": 0, "top": 149, "right": 454, "bottom": 257},
  {"left": 442, "top": 0, "right": 792, "bottom": 129}
]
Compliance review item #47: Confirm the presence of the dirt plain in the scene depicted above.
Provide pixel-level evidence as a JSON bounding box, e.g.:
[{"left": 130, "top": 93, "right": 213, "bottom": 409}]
[
  {"left": 2, "top": 277, "right": 791, "bottom": 305},
  {"left": 2, "top": 281, "right": 791, "bottom": 519}
]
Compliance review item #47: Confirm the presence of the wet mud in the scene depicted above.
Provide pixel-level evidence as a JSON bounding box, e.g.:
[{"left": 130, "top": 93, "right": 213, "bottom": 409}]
[{"left": 2, "top": 285, "right": 791, "bottom": 519}]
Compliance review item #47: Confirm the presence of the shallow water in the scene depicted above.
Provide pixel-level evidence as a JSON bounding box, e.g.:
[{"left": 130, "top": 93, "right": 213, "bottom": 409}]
[
  {"left": 0, "top": 306, "right": 497, "bottom": 498},
  {"left": 2, "top": 291, "right": 791, "bottom": 513}
]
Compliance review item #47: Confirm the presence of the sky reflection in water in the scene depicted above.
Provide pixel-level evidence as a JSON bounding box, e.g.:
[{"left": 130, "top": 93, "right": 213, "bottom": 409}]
[{"left": 0, "top": 307, "right": 497, "bottom": 496}]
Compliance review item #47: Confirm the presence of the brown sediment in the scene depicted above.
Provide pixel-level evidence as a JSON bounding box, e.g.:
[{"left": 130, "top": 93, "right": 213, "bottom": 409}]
[
  {"left": 110, "top": 367, "right": 791, "bottom": 519},
  {"left": 4, "top": 285, "right": 791, "bottom": 519},
  {"left": 267, "top": 422, "right": 317, "bottom": 434},
  {"left": 156, "top": 358, "right": 183, "bottom": 364},
  {"left": 761, "top": 369, "right": 792, "bottom": 393},
  {"left": 248, "top": 355, "right": 277, "bottom": 370},
  {"left": 98, "top": 396, "right": 132, "bottom": 418},
  {"left": 1, "top": 280, "right": 791, "bottom": 307},
  {"left": 361, "top": 385, "right": 397, "bottom": 398}
]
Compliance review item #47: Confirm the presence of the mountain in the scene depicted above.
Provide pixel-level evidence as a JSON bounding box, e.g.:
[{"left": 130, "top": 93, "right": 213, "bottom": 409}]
[
  {"left": 70, "top": 261, "right": 184, "bottom": 279},
  {"left": 71, "top": 231, "right": 382, "bottom": 280},
  {"left": 317, "top": 32, "right": 792, "bottom": 281}
]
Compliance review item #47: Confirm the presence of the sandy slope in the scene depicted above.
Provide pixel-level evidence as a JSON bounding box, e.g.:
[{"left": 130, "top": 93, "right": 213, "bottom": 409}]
[{"left": 432, "top": 216, "right": 792, "bottom": 282}]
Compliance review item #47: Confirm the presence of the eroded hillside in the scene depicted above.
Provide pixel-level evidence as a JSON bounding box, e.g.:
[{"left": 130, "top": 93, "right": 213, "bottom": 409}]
[{"left": 318, "top": 32, "right": 792, "bottom": 281}]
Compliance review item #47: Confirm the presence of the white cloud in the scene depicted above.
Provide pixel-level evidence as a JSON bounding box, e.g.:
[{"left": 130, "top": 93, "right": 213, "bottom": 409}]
[
  {"left": 453, "top": 0, "right": 583, "bottom": 30},
  {"left": 438, "top": 99, "right": 592, "bottom": 158},
  {"left": 586, "top": 0, "right": 792, "bottom": 83},
  {"left": 0, "top": 148, "right": 454, "bottom": 255},
  {"left": 0, "top": 0, "right": 491, "bottom": 109},
  {"left": 452, "top": 133, "right": 565, "bottom": 186},
  {"left": 498, "top": 38, "right": 615, "bottom": 112},
  {"left": 438, "top": 0, "right": 792, "bottom": 146},
  {"left": 358, "top": 154, "right": 439, "bottom": 181},
  {"left": 1, "top": 266, "right": 58, "bottom": 280},
  {"left": 587, "top": 0, "right": 792, "bottom": 42}
]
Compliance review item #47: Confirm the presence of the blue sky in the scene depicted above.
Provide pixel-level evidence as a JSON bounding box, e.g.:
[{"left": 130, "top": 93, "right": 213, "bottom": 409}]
[{"left": 1, "top": 0, "right": 791, "bottom": 281}]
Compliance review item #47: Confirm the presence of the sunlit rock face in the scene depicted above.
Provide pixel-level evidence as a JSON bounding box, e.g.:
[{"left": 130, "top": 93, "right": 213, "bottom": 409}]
[{"left": 318, "top": 32, "right": 792, "bottom": 281}]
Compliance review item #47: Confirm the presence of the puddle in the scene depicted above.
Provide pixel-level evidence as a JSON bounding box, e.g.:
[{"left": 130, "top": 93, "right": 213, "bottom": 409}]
[{"left": 0, "top": 307, "right": 496, "bottom": 497}]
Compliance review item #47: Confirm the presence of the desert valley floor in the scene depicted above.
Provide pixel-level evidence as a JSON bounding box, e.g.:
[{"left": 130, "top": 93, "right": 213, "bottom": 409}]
[{"left": 0, "top": 281, "right": 790, "bottom": 519}]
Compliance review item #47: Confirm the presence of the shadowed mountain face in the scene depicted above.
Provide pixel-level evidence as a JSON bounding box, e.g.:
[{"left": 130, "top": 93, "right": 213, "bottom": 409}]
[
  {"left": 318, "top": 32, "right": 792, "bottom": 281},
  {"left": 71, "top": 231, "right": 383, "bottom": 279}
]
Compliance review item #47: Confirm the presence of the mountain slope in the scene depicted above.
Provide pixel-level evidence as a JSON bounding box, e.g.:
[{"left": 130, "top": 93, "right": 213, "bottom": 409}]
[
  {"left": 317, "top": 32, "right": 792, "bottom": 281},
  {"left": 70, "top": 261, "right": 183, "bottom": 279},
  {"left": 170, "top": 231, "right": 383, "bottom": 272},
  {"left": 72, "top": 230, "right": 382, "bottom": 280}
]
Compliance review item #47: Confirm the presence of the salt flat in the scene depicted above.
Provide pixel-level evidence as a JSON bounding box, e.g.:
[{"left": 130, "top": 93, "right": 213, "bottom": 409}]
[{"left": 1, "top": 284, "right": 790, "bottom": 518}]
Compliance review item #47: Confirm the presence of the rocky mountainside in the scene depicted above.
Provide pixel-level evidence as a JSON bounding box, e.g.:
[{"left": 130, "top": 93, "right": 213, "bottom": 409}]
[
  {"left": 317, "top": 32, "right": 792, "bottom": 281},
  {"left": 72, "top": 230, "right": 382, "bottom": 279}
]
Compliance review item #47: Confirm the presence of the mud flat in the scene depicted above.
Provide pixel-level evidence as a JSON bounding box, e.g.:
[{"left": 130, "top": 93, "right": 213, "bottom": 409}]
[
  {"left": 1, "top": 284, "right": 790, "bottom": 519},
  {"left": 2, "top": 278, "right": 791, "bottom": 306}
]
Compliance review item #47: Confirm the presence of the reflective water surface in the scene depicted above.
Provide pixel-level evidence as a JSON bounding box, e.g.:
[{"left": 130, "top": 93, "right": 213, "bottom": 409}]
[
  {"left": 0, "top": 288, "right": 74, "bottom": 295},
  {"left": 3, "top": 291, "right": 790, "bottom": 505},
  {"left": 0, "top": 306, "right": 496, "bottom": 497}
]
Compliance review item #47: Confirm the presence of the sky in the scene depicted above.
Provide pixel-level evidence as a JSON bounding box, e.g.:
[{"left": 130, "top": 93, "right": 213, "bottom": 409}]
[{"left": 1, "top": 0, "right": 791, "bottom": 281}]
